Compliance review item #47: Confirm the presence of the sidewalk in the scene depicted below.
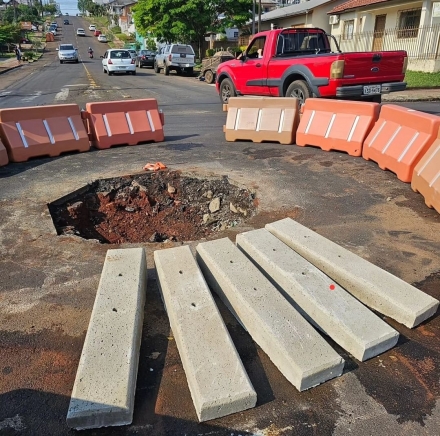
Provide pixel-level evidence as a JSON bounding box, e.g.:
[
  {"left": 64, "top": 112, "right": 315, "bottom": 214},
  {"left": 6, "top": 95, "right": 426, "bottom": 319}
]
[{"left": 0, "top": 57, "right": 22, "bottom": 75}]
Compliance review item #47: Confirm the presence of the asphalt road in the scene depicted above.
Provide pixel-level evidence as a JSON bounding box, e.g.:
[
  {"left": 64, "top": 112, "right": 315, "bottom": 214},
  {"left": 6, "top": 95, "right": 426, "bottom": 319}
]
[{"left": 0, "top": 17, "right": 440, "bottom": 436}]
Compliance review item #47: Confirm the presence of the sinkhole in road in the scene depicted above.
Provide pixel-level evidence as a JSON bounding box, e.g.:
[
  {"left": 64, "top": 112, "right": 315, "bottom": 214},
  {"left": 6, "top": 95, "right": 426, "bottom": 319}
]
[{"left": 48, "top": 170, "right": 258, "bottom": 244}]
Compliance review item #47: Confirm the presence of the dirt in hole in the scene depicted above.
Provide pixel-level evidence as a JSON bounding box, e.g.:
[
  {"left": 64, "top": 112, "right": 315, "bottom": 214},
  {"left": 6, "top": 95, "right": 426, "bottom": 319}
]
[{"left": 48, "top": 170, "right": 258, "bottom": 244}]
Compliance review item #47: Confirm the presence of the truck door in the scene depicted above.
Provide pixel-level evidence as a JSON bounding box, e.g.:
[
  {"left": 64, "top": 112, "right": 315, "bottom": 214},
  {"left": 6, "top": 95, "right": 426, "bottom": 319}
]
[{"left": 238, "top": 36, "right": 270, "bottom": 96}]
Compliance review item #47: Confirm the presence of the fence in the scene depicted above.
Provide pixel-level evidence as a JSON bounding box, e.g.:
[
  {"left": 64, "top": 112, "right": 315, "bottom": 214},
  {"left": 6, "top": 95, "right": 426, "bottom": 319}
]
[{"left": 335, "top": 24, "right": 440, "bottom": 60}]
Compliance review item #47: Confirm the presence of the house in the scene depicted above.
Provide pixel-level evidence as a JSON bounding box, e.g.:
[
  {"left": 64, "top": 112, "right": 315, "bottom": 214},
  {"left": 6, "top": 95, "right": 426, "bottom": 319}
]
[
  {"left": 239, "top": 0, "right": 348, "bottom": 45},
  {"left": 327, "top": 0, "right": 440, "bottom": 72},
  {"left": 106, "top": 0, "right": 136, "bottom": 33}
]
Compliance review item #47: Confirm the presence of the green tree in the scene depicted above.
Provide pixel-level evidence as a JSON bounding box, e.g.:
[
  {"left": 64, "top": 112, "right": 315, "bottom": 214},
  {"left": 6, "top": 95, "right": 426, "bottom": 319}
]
[
  {"left": 133, "top": 0, "right": 252, "bottom": 60},
  {"left": 3, "top": 5, "right": 39, "bottom": 24},
  {"left": 0, "top": 23, "right": 21, "bottom": 45}
]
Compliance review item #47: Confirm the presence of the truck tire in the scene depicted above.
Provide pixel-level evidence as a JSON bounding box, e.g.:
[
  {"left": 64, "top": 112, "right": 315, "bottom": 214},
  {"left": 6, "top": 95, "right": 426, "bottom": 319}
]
[
  {"left": 285, "top": 80, "right": 311, "bottom": 105},
  {"left": 154, "top": 62, "right": 160, "bottom": 73},
  {"left": 219, "top": 78, "right": 237, "bottom": 104},
  {"left": 186, "top": 67, "right": 194, "bottom": 76},
  {"left": 164, "top": 64, "right": 169, "bottom": 76},
  {"left": 204, "top": 69, "right": 214, "bottom": 84}
]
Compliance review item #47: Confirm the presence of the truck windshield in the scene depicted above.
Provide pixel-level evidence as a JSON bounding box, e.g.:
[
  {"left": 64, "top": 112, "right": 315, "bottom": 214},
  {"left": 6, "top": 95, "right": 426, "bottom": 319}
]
[{"left": 276, "top": 31, "right": 329, "bottom": 56}]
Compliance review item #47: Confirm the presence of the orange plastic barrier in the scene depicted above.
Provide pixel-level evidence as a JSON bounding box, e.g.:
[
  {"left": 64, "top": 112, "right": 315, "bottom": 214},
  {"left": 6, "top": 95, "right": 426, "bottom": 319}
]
[
  {"left": 0, "top": 139, "right": 8, "bottom": 166},
  {"left": 223, "top": 97, "right": 300, "bottom": 145},
  {"left": 296, "top": 98, "right": 380, "bottom": 157},
  {"left": 411, "top": 132, "right": 440, "bottom": 214},
  {"left": 0, "top": 104, "right": 90, "bottom": 163},
  {"left": 363, "top": 105, "right": 440, "bottom": 183},
  {"left": 85, "top": 99, "right": 165, "bottom": 149}
]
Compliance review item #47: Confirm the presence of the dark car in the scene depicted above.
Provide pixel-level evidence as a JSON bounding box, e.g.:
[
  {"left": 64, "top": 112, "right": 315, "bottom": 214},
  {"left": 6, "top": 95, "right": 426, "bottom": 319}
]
[
  {"left": 63, "top": 19, "right": 69, "bottom": 25},
  {"left": 136, "top": 50, "right": 156, "bottom": 68}
]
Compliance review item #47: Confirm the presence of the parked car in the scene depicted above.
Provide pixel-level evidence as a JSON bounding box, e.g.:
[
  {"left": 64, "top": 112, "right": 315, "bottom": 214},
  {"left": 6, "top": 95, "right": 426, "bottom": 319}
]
[
  {"left": 76, "top": 28, "right": 86, "bottom": 37},
  {"left": 89, "top": 25, "right": 96, "bottom": 31},
  {"left": 154, "top": 44, "right": 195, "bottom": 76},
  {"left": 136, "top": 50, "right": 156, "bottom": 68},
  {"left": 216, "top": 27, "right": 408, "bottom": 105},
  {"left": 63, "top": 19, "right": 69, "bottom": 25},
  {"left": 51, "top": 21, "right": 58, "bottom": 28},
  {"left": 57, "top": 43, "right": 78, "bottom": 64},
  {"left": 94, "top": 30, "right": 102, "bottom": 37},
  {"left": 97, "top": 34, "right": 107, "bottom": 43},
  {"left": 101, "top": 49, "right": 136, "bottom": 76},
  {"left": 50, "top": 28, "right": 57, "bottom": 36},
  {"left": 20, "top": 38, "right": 32, "bottom": 44}
]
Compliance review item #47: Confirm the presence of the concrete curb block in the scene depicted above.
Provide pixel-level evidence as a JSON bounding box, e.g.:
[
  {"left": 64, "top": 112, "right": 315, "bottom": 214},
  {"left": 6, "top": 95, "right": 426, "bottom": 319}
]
[
  {"left": 154, "top": 245, "right": 257, "bottom": 421},
  {"left": 237, "top": 229, "right": 399, "bottom": 361},
  {"left": 196, "top": 238, "right": 344, "bottom": 392},
  {"left": 67, "top": 248, "right": 147, "bottom": 430},
  {"left": 266, "top": 218, "right": 439, "bottom": 328}
]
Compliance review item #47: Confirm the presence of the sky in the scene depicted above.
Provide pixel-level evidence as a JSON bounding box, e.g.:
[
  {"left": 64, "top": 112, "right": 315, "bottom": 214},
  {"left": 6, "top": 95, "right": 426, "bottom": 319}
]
[{"left": 55, "top": 0, "right": 80, "bottom": 15}]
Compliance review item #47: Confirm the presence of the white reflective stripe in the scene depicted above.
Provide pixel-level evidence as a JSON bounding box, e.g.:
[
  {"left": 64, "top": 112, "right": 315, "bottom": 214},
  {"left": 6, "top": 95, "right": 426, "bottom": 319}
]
[
  {"left": 278, "top": 110, "right": 285, "bottom": 133},
  {"left": 324, "top": 114, "right": 336, "bottom": 138},
  {"left": 304, "top": 110, "right": 315, "bottom": 134},
  {"left": 146, "top": 111, "right": 156, "bottom": 132},
  {"left": 43, "top": 120, "right": 55, "bottom": 144},
  {"left": 234, "top": 108, "right": 241, "bottom": 131},
  {"left": 125, "top": 113, "right": 134, "bottom": 134},
  {"left": 16, "top": 122, "right": 28, "bottom": 148},
  {"left": 417, "top": 145, "right": 440, "bottom": 176},
  {"left": 67, "top": 117, "right": 79, "bottom": 140},
  {"left": 397, "top": 132, "right": 419, "bottom": 162},
  {"left": 256, "top": 109, "right": 262, "bottom": 132},
  {"left": 103, "top": 114, "right": 112, "bottom": 137},
  {"left": 382, "top": 126, "right": 401, "bottom": 153},
  {"left": 429, "top": 170, "right": 440, "bottom": 187},
  {"left": 347, "top": 116, "right": 360, "bottom": 142},
  {"left": 367, "top": 120, "right": 386, "bottom": 147}
]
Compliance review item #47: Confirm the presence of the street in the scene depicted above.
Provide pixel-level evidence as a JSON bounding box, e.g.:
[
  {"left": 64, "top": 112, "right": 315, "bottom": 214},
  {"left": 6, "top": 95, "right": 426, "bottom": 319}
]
[{"left": 0, "top": 16, "right": 440, "bottom": 436}]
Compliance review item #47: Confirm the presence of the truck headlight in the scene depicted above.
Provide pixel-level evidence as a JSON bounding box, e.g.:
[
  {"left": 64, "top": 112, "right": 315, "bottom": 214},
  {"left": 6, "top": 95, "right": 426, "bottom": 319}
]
[{"left": 330, "top": 60, "right": 345, "bottom": 79}]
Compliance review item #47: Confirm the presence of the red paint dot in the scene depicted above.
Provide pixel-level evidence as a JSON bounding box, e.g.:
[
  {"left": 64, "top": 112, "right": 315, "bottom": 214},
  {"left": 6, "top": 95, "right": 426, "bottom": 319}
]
[{"left": 329, "top": 284, "right": 335, "bottom": 291}]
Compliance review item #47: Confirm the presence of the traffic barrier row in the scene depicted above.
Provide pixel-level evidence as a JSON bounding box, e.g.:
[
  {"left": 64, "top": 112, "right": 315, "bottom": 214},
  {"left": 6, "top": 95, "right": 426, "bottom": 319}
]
[
  {"left": 223, "top": 97, "right": 440, "bottom": 215},
  {"left": 0, "top": 99, "right": 165, "bottom": 164}
]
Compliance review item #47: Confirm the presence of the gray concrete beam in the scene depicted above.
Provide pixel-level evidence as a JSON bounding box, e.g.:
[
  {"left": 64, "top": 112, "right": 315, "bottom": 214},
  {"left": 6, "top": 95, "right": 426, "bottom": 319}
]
[
  {"left": 154, "top": 245, "right": 257, "bottom": 422},
  {"left": 196, "top": 238, "right": 344, "bottom": 392},
  {"left": 266, "top": 218, "right": 439, "bottom": 328},
  {"left": 237, "top": 229, "right": 399, "bottom": 361},
  {"left": 67, "top": 248, "right": 147, "bottom": 430}
]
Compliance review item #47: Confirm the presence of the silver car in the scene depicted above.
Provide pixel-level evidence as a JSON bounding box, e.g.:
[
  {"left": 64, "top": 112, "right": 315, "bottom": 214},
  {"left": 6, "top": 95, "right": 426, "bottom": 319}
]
[
  {"left": 154, "top": 44, "right": 195, "bottom": 76},
  {"left": 101, "top": 49, "right": 136, "bottom": 76},
  {"left": 57, "top": 44, "right": 78, "bottom": 64}
]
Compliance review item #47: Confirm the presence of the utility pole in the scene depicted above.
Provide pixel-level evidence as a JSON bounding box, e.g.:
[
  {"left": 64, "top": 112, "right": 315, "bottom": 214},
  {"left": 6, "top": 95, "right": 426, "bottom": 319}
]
[
  {"left": 252, "top": 0, "right": 255, "bottom": 35},
  {"left": 258, "top": 0, "right": 262, "bottom": 33}
]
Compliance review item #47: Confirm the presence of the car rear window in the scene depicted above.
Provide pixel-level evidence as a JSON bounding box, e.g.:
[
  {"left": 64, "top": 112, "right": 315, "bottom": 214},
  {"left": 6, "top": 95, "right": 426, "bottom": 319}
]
[
  {"left": 110, "top": 51, "right": 130, "bottom": 59},
  {"left": 60, "top": 45, "right": 74, "bottom": 50},
  {"left": 171, "top": 45, "right": 194, "bottom": 55},
  {"left": 276, "top": 31, "right": 329, "bottom": 56}
]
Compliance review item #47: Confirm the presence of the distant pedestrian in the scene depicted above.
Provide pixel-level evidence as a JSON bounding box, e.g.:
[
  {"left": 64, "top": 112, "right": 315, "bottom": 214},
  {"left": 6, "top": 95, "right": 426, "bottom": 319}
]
[{"left": 15, "top": 46, "right": 22, "bottom": 62}]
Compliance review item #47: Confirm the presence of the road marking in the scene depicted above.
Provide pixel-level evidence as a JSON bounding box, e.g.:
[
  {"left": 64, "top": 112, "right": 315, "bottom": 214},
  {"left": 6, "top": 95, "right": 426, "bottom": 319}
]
[
  {"left": 0, "top": 91, "right": 12, "bottom": 96},
  {"left": 22, "top": 91, "right": 42, "bottom": 102},
  {"left": 64, "top": 84, "right": 89, "bottom": 87},
  {"left": 55, "top": 87, "right": 69, "bottom": 101}
]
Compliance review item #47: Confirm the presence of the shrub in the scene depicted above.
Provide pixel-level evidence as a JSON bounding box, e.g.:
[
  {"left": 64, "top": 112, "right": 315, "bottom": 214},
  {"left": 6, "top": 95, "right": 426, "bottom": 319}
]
[
  {"left": 206, "top": 48, "right": 215, "bottom": 57},
  {"left": 23, "top": 51, "right": 35, "bottom": 60}
]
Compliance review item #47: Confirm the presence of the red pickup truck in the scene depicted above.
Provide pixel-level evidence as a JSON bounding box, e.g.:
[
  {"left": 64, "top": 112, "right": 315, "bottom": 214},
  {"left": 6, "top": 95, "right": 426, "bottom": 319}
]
[{"left": 216, "top": 28, "right": 407, "bottom": 105}]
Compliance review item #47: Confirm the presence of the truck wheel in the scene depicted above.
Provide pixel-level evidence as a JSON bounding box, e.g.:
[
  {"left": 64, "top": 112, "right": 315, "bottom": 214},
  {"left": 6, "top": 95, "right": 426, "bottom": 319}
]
[
  {"left": 154, "top": 62, "right": 160, "bottom": 73},
  {"left": 164, "top": 64, "right": 169, "bottom": 76},
  {"left": 220, "top": 78, "right": 236, "bottom": 104},
  {"left": 285, "top": 80, "right": 311, "bottom": 105},
  {"left": 204, "top": 70, "right": 214, "bottom": 84},
  {"left": 186, "top": 67, "right": 193, "bottom": 76}
]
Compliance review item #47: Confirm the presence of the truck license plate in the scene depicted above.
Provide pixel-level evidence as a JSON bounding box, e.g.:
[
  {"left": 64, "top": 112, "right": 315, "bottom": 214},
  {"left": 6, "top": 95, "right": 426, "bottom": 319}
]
[{"left": 363, "top": 85, "right": 381, "bottom": 95}]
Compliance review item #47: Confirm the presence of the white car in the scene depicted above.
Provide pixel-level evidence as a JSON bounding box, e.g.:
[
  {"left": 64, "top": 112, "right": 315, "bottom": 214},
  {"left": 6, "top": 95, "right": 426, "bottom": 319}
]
[
  {"left": 57, "top": 43, "right": 78, "bottom": 63},
  {"left": 97, "top": 34, "right": 107, "bottom": 43},
  {"left": 89, "top": 25, "right": 96, "bottom": 31},
  {"left": 50, "top": 28, "right": 57, "bottom": 36},
  {"left": 76, "top": 28, "right": 86, "bottom": 36},
  {"left": 102, "top": 49, "right": 136, "bottom": 76},
  {"left": 126, "top": 49, "right": 137, "bottom": 59}
]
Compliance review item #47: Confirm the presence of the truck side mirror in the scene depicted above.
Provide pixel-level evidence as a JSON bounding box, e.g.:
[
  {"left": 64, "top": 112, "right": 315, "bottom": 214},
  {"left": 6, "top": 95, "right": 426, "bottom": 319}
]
[{"left": 237, "top": 51, "right": 246, "bottom": 61}]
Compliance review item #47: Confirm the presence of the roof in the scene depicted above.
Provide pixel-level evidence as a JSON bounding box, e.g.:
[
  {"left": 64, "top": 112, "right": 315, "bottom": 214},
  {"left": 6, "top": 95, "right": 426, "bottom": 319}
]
[
  {"left": 328, "top": 0, "right": 388, "bottom": 14},
  {"left": 257, "top": 0, "right": 338, "bottom": 22}
]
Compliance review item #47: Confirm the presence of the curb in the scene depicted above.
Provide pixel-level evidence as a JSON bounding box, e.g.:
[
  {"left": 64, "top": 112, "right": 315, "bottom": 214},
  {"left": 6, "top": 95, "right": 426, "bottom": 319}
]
[{"left": 0, "top": 64, "right": 22, "bottom": 75}]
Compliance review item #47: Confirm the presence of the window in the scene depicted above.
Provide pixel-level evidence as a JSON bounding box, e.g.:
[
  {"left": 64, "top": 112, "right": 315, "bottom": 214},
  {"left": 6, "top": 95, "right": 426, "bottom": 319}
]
[
  {"left": 275, "top": 30, "right": 329, "bottom": 56},
  {"left": 171, "top": 45, "right": 194, "bottom": 54},
  {"left": 246, "top": 36, "right": 266, "bottom": 58},
  {"left": 234, "top": 31, "right": 239, "bottom": 38},
  {"left": 343, "top": 20, "right": 354, "bottom": 40},
  {"left": 397, "top": 8, "right": 421, "bottom": 38}
]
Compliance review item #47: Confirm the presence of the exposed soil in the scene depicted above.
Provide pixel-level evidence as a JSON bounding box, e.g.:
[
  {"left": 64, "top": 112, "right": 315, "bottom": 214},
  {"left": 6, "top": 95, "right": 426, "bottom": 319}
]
[{"left": 48, "top": 170, "right": 258, "bottom": 244}]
